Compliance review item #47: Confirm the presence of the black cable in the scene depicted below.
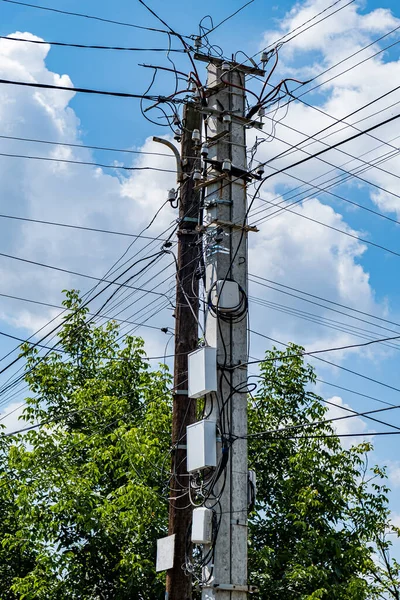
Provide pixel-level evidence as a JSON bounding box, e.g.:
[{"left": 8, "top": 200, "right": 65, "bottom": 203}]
[
  {"left": 249, "top": 273, "right": 400, "bottom": 331},
  {"left": 0, "top": 0, "right": 188, "bottom": 36},
  {"left": 252, "top": 193, "right": 400, "bottom": 260},
  {"left": 0, "top": 35, "right": 186, "bottom": 52},
  {"left": 0, "top": 132, "right": 180, "bottom": 158},
  {"left": 199, "top": 0, "right": 255, "bottom": 38},
  {"left": 265, "top": 0, "right": 356, "bottom": 51},
  {"left": 0, "top": 213, "right": 177, "bottom": 241},
  {"left": 249, "top": 296, "right": 400, "bottom": 351},
  {"left": 0, "top": 150, "right": 177, "bottom": 172},
  {"left": 0, "top": 77, "right": 185, "bottom": 102},
  {"left": 247, "top": 336, "right": 400, "bottom": 395}
]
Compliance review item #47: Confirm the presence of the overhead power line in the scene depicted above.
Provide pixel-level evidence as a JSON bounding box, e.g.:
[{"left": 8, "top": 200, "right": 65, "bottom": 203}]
[
  {"left": 0, "top": 250, "right": 172, "bottom": 301},
  {"left": 249, "top": 329, "right": 400, "bottom": 359},
  {"left": 249, "top": 274, "right": 400, "bottom": 330},
  {"left": 199, "top": 0, "right": 255, "bottom": 38},
  {"left": 0, "top": 292, "right": 171, "bottom": 333},
  {"left": 0, "top": 78, "right": 185, "bottom": 102},
  {"left": 0, "top": 213, "right": 176, "bottom": 241},
  {"left": 0, "top": 0, "right": 186, "bottom": 36},
  {"left": 0, "top": 150, "right": 177, "bottom": 173},
  {"left": 248, "top": 335, "right": 400, "bottom": 395},
  {"left": 0, "top": 35, "right": 186, "bottom": 52},
  {"left": 266, "top": 0, "right": 356, "bottom": 50}
]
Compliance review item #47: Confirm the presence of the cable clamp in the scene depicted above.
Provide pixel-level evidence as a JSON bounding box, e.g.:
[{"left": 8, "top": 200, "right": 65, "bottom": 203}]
[
  {"left": 231, "top": 519, "right": 248, "bottom": 527},
  {"left": 175, "top": 444, "right": 187, "bottom": 450},
  {"left": 174, "top": 390, "right": 188, "bottom": 395}
]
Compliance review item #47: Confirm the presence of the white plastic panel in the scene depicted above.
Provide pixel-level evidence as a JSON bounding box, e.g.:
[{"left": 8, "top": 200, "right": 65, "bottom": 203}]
[
  {"left": 156, "top": 534, "right": 175, "bottom": 572},
  {"left": 187, "top": 419, "right": 217, "bottom": 472},
  {"left": 192, "top": 507, "right": 213, "bottom": 544},
  {"left": 188, "top": 346, "right": 217, "bottom": 399},
  {"left": 211, "top": 280, "right": 240, "bottom": 311}
]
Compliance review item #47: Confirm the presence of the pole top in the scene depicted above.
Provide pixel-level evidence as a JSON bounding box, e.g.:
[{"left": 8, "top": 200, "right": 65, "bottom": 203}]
[{"left": 193, "top": 52, "right": 265, "bottom": 77}]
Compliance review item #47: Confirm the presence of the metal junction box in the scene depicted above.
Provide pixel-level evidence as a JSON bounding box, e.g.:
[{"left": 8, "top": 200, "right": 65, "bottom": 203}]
[
  {"left": 192, "top": 507, "right": 213, "bottom": 544},
  {"left": 188, "top": 346, "right": 217, "bottom": 399},
  {"left": 187, "top": 419, "right": 217, "bottom": 472}
]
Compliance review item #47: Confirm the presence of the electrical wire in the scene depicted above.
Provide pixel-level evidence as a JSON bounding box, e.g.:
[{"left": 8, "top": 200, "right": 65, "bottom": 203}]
[
  {"left": 0, "top": 150, "right": 177, "bottom": 172},
  {"left": 0, "top": 213, "right": 178, "bottom": 241},
  {"left": 0, "top": 35, "right": 186, "bottom": 52},
  {"left": 0, "top": 0, "right": 189, "bottom": 36},
  {"left": 249, "top": 273, "right": 400, "bottom": 331},
  {"left": 0, "top": 77, "right": 185, "bottom": 102},
  {"left": 198, "top": 0, "right": 255, "bottom": 38}
]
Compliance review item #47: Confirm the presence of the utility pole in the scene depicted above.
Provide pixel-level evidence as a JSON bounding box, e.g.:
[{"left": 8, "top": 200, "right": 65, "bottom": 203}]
[
  {"left": 195, "top": 54, "right": 263, "bottom": 599},
  {"left": 166, "top": 101, "right": 202, "bottom": 600}
]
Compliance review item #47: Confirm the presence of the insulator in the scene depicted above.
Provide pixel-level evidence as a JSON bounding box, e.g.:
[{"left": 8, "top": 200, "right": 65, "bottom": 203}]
[
  {"left": 260, "top": 51, "right": 269, "bottom": 63},
  {"left": 174, "top": 129, "right": 182, "bottom": 141},
  {"left": 222, "top": 113, "right": 232, "bottom": 124},
  {"left": 258, "top": 107, "right": 265, "bottom": 117},
  {"left": 193, "top": 169, "right": 202, "bottom": 181},
  {"left": 256, "top": 164, "right": 265, "bottom": 177},
  {"left": 192, "top": 128, "right": 201, "bottom": 143},
  {"left": 221, "top": 61, "right": 230, "bottom": 72},
  {"left": 222, "top": 158, "right": 232, "bottom": 172},
  {"left": 194, "top": 36, "right": 202, "bottom": 50},
  {"left": 201, "top": 144, "right": 209, "bottom": 158}
]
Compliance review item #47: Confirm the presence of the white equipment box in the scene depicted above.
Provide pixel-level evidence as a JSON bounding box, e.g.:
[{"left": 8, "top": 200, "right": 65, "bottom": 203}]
[
  {"left": 156, "top": 534, "right": 175, "bottom": 572},
  {"left": 210, "top": 280, "right": 240, "bottom": 312},
  {"left": 192, "top": 507, "right": 213, "bottom": 544},
  {"left": 188, "top": 346, "right": 217, "bottom": 399},
  {"left": 187, "top": 419, "right": 217, "bottom": 472}
]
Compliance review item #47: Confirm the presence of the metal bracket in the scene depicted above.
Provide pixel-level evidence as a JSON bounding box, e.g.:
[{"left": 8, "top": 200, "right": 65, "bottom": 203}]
[
  {"left": 194, "top": 174, "right": 227, "bottom": 191},
  {"left": 201, "top": 583, "right": 259, "bottom": 593},
  {"left": 174, "top": 390, "right": 188, "bottom": 395},
  {"left": 181, "top": 216, "right": 198, "bottom": 223},
  {"left": 194, "top": 52, "right": 265, "bottom": 77},
  {"left": 204, "top": 199, "right": 233, "bottom": 208},
  {"left": 203, "top": 218, "right": 259, "bottom": 233},
  {"left": 177, "top": 229, "right": 199, "bottom": 236},
  {"left": 175, "top": 444, "right": 187, "bottom": 450}
]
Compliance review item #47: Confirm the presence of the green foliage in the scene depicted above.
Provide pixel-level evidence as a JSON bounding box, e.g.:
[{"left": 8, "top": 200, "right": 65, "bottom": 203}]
[
  {"left": 0, "top": 296, "right": 399, "bottom": 599},
  {"left": 0, "top": 290, "right": 172, "bottom": 599},
  {"left": 248, "top": 344, "right": 400, "bottom": 599}
]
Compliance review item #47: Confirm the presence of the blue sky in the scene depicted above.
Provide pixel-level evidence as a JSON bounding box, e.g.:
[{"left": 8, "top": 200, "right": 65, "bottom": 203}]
[{"left": 1, "top": 0, "right": 400, "bottom": 553}]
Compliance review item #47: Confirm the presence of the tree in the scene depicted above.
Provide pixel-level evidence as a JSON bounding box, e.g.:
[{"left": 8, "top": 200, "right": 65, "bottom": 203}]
[
  {"left": 248, "top": 344, "right": 400, "bottom": 599},
  {"left": 1, "top": 290, "right": 172, "bottom": 599},
  {"left": 0, "top": 294, "right": 399, "bottom": 598}
]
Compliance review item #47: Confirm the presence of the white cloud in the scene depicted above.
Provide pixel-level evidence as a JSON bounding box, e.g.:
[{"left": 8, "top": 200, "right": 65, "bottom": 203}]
[
  {"left": 0, "top": 401, "right": 27, "bottom": 433},
  {"left": 324, "top": 395, "right": 369, "bottom": 447}
]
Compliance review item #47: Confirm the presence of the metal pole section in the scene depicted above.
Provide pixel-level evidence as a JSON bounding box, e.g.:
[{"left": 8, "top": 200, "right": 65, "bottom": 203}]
[
  {"left": 166, "top": 102, "right": 202, "bottom": 600},
  {"left": 202, "top": 61, "right": 249, "bottom": 600}
]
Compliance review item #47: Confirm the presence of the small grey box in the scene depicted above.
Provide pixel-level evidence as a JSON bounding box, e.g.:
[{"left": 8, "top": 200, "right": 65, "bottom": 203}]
[
  {"left": 188, "top": 346, "right": 217, "bottom": 399},
  {"left": 156, "top": 534, "right": 175, "bottom": 572},
  {"left": 187, "top": 420, "right": 217, "bottom": 472},
  {"left": 192, "top": 507, "right": 213, "bottom": 544}
]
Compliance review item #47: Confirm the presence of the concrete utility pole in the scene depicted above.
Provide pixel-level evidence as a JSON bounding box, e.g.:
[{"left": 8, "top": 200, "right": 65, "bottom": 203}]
[
  {"left": 197, "top": 55, "right": 263, "bottom": 599},
  {"left": 166, "top": 102, "right": 202, "bottom": 600}
]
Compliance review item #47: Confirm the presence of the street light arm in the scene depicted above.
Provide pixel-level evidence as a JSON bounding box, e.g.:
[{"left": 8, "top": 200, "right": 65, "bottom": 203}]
[{"left": 152, "top": 136, "right": 183, "bottom": 182}]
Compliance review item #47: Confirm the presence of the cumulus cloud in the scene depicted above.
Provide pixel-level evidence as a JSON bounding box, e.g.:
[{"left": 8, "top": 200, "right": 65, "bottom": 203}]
[{"left": 323, "top": 395, "right": 369, "bottom": 447}]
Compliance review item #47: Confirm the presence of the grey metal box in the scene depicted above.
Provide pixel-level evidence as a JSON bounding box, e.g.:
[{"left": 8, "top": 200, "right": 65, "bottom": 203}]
[
  {"left": 188, "top": 346, "right": 217, "bottom": 399},
  {"left": 187, "top": 419, "right": 217, "bottom": 472},
  {"left": 192, "top": 507, "right": 213, "bottom": 544}
]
